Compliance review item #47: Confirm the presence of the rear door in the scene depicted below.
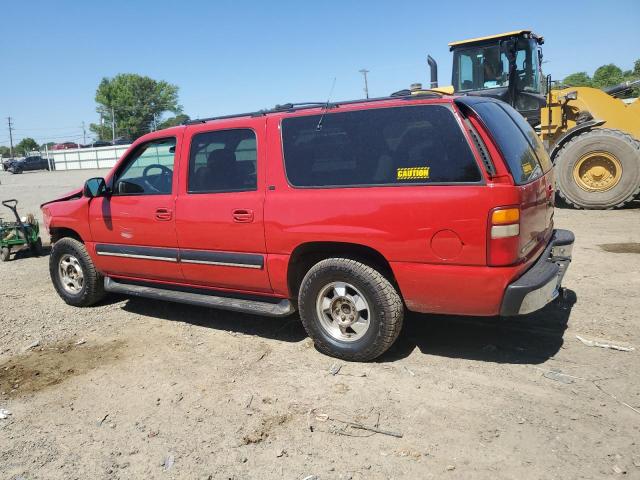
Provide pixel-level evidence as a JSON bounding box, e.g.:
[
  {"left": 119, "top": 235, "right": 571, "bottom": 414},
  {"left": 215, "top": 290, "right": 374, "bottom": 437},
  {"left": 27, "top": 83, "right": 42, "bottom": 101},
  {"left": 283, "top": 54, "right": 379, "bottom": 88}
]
[
  {"left": 174, "top": 119, "right": 271, "bottom": 293},
  {"left": 462, "top": 99, "right": 553, "bottom": 258}
]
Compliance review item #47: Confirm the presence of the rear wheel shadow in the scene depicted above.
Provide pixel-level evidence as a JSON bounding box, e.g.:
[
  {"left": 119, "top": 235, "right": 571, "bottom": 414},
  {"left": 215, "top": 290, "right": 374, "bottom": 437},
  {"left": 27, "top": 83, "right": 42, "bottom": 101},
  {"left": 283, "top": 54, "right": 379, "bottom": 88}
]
[{"left": 381, "top": 289, "right": 577, "bottom": 364}]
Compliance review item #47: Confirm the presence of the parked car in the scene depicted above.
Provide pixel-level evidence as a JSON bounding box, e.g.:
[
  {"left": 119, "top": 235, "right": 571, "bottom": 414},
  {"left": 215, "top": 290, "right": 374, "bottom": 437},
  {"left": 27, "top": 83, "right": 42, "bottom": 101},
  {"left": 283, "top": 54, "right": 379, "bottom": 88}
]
[
  {"left": 41, "top": 94, "right": 574, "bottom": 361},
  {"left": 2, "top": 157, "right": 19, "bottom": 171},
  {"left": 51, "top": 142, "right": 80, "bottom": 150},
  {"left": 7, "top": 155, "right": 50, "bottom": 174},
  {"left": 88, "top": 140, "right": 112, "bottom": 148}
]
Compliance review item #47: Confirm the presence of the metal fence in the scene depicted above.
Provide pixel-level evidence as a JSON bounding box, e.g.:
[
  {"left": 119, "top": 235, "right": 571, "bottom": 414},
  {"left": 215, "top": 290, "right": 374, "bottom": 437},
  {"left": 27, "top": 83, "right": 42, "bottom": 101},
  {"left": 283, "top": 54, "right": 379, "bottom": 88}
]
[{"left": 43, "top": 144, "right": 131, "bottom": 170}]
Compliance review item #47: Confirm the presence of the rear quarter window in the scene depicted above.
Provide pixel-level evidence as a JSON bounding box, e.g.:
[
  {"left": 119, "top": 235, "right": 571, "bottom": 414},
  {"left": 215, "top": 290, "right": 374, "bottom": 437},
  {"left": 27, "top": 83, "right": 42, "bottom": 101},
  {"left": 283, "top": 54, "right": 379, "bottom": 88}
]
[
  {"left": 472, "top": 102, "right": 546, "bottom": 184},
  {"left": 500, "top": 103, "right": 552, "bottom": 172},
  {"left": 281, "top": 104, "right": 482, "bottom": 188}
]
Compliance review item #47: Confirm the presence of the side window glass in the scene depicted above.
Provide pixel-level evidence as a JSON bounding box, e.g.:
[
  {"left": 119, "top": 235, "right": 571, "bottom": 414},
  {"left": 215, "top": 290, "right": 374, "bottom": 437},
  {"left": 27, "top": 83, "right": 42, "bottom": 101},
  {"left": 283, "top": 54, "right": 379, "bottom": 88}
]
[
  {"left": 188, "top": 129, "right": 257, "bottom": 193},
  {"left": 458, "top": 53, "right": 474, "bottom": 90},
  {"left": 282, "top": 105, "right": 481, "bottom": 188},
  {"left": 114, "top": 138, "right": 176, "bottom": 195}
]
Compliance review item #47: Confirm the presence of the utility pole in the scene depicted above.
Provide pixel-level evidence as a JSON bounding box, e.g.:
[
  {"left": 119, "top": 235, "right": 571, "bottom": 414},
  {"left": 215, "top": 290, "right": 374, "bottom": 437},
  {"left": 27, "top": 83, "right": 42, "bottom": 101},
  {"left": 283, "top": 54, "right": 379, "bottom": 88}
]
[
  {"left": 111, "top": 106, "right": 116, "bottom": 142},
  {"left": 81, "top": 121, "right": 87, "bottom": 145},
  {"left": 7, "top": 117, "right": 14, "bottom": 157},
  {"left": 359, "top": 69, "right": 370, "bottom": 99}
]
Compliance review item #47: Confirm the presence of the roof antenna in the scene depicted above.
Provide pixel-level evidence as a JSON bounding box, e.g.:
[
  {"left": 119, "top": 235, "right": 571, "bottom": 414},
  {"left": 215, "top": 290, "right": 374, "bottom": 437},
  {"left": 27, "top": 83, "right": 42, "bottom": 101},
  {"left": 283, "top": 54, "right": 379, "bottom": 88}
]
[{"left": 316, "top": 77, "right": 337, "bottom": 131}]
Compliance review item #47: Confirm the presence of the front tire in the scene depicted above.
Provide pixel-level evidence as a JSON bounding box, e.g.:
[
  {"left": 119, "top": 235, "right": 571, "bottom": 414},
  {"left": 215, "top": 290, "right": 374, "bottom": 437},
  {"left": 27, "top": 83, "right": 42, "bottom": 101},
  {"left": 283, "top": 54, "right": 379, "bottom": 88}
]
[
  {"left": 298, "top": 258, "right": 403, "bottom": 361},
  {"left": 555, "top": 129, "right": 640, "bottom": 209},
  {"left": 49, "top": 237, "right": 105, "bottom": 306},
  {"left": 0, "top": 247, "right": 10, "bottom": 262}
]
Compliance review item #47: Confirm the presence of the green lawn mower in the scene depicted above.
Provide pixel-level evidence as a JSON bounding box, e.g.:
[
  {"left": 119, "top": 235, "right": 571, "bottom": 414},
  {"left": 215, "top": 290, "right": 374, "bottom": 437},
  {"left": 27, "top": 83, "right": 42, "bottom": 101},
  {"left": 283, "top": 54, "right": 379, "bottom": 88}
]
[{"left": 0, "top": 199, "right": 43, "bottom": 262}]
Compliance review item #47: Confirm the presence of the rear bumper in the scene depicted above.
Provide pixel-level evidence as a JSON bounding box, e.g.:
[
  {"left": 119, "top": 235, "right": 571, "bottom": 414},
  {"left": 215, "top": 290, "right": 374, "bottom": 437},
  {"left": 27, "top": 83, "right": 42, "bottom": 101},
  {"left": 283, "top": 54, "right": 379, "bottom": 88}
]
[{"left": 500, "top": 229, "right": 574, "bottom": 316}]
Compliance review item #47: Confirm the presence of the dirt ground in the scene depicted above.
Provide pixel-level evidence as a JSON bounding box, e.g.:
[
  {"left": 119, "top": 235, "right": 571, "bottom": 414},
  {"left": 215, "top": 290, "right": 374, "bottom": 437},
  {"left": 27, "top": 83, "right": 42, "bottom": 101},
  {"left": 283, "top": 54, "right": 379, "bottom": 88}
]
[{"left": 0, "top": 169, "right": 639, "bottom": 480}]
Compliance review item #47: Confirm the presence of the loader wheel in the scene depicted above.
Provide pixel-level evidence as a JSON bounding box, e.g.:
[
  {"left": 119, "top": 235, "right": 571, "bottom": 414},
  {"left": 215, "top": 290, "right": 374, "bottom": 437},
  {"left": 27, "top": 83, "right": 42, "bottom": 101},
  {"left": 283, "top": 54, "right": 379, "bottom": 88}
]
[
  {"left": 1, "top": 247, "right": 10, "bottom": 262},
  {"left": 49, "top": 237, "right": 105, "bottom": 307},
  {"left": 298, "top": 258, "right": 404, "bottom": 362},
  {"left": 555, "top": 129, "right": 640, "bottom": 209}
]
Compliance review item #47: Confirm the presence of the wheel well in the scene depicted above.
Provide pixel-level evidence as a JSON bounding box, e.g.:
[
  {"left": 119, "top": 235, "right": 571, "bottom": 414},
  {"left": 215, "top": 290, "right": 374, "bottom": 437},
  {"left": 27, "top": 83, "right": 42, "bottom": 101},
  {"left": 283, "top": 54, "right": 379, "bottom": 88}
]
[
  {"left": 287, "top": 242, "right": 396, "bottom": 298},
  {"left": 50, "top": 227, "right": 83, "bottom": 244}
]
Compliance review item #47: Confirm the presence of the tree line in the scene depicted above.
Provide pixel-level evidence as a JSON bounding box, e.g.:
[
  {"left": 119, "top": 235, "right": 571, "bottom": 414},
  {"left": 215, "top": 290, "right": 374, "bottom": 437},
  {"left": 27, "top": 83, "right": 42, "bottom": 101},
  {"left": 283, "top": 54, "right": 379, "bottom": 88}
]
[{"left": 562, "top": 59, "right": 640, "bottom": 97}]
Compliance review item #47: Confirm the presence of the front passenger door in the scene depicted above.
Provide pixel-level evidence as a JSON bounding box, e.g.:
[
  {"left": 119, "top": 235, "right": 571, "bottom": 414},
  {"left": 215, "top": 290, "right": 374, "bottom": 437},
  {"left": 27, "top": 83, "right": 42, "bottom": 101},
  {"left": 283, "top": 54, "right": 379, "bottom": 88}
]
[{"left": 88, "top": 136, "right": 184, "bottom": 282}]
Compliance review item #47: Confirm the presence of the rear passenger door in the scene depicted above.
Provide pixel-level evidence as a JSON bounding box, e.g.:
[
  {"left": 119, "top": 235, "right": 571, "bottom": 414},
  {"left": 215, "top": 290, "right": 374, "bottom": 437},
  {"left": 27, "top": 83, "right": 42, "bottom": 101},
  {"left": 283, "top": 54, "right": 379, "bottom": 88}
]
[{"left": 175, "top": 120, "right": 271, "bottom": 293}]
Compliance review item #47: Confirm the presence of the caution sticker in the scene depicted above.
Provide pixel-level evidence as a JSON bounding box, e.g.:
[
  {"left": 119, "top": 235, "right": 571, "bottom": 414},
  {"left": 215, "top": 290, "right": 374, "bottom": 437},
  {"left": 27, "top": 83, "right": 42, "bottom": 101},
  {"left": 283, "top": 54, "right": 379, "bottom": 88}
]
[
  {"left": 522, "top": 162, "right": 533, "bottom": 174},
  {"left": 397, "top": 166, "right": 430, "bottom": 180}
]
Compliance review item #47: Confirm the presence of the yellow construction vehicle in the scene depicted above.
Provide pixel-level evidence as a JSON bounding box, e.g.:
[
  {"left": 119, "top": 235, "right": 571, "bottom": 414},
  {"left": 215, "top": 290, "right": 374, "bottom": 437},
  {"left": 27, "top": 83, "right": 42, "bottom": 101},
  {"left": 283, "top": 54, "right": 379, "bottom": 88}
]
[{"left": 425, "top": 30, "right": 640, "bottom": 209}]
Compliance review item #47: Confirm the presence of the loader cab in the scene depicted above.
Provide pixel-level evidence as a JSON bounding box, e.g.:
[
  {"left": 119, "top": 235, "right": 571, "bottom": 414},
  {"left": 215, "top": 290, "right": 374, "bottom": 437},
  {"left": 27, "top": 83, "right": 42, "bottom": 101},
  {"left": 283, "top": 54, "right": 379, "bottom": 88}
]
[{"left": 449, "top": 30, "right": 545, "bottom": 125}]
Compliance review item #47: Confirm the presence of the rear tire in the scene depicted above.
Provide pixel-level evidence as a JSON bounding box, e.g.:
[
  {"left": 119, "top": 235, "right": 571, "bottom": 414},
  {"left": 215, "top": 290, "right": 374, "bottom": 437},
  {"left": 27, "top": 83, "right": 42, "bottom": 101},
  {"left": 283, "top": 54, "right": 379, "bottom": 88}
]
[
  {"left": 0, "top": 247, "right": 10, "bottom": 262},
  {"left": 555, "top": 129, "right": 640, "bottom": 209},
  {"left": 49, "top": 237, "right": 105, "bottom": 306},
  {"left": 298, "top": 258, "right": 404, "bottom": 361}
]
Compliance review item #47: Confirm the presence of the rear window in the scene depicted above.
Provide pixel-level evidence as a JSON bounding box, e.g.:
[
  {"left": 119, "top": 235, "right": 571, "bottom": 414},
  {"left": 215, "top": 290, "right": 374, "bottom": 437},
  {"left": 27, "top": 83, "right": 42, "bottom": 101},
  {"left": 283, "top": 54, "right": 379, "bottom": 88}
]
[
  {"left": 281, "top": 105, "right": 481, "bottom": 187},
  {"left": 472, "top": 102, "right": 545, "bottom": 184}
]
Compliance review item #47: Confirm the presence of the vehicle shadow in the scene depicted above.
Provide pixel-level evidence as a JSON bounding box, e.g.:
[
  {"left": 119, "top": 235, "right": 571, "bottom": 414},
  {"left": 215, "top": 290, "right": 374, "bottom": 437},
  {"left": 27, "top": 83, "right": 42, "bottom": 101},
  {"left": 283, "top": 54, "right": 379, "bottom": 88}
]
[
  {"left": 380, "top": 289, "right": 577, "bottom": 365},
  {"left": 118, "top": 289, "right": 576, "bottom": 364},
  {"left": 121, "top": 296, "right": 308, "bottom": 343},
  {"left": 555, "top": 196, "right": 640, "bottom": 210},
  {"left": 12, "top": 245, "right": 51, "bottom": 260}
]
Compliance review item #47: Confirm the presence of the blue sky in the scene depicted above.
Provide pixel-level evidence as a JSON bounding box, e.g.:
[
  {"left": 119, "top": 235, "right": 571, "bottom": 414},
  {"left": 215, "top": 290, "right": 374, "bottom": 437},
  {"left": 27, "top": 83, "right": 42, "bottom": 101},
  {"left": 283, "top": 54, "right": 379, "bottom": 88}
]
[{"left": 1, "top": 0, "right": 639, "bottom": 146}]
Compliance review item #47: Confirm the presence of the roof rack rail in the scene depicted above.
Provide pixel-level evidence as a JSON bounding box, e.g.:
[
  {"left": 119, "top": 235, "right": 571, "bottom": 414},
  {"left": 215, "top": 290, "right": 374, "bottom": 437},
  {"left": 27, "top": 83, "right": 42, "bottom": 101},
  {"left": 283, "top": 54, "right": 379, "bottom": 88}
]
[{"left": 184, "top": 92, "right": 442, "bottom": 125}]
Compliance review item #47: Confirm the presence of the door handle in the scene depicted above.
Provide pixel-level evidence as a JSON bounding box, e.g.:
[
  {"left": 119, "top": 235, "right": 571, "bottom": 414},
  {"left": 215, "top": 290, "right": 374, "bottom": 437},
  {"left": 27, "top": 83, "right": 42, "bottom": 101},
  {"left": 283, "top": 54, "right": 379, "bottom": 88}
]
[
  {"left": 155, "top": 208, "right": 173, "bottom": 221},
  {"left": 232, "top": 209, "right": 254, "bottom": 223}
]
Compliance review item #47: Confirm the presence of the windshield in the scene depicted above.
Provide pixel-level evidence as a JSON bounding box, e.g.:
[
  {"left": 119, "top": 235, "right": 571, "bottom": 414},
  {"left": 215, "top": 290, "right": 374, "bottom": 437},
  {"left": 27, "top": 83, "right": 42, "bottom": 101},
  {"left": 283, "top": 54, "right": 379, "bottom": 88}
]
[{"left": 452, "top": 38, "right": 541, "bottom": 93}]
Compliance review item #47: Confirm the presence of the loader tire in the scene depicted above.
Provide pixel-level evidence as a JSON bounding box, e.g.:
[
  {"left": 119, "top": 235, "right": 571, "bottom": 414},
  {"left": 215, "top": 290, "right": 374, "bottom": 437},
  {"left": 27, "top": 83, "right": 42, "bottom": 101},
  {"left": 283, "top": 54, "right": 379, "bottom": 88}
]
[{"left": 554, "top": 129, "right": 640, "bottom": 209}]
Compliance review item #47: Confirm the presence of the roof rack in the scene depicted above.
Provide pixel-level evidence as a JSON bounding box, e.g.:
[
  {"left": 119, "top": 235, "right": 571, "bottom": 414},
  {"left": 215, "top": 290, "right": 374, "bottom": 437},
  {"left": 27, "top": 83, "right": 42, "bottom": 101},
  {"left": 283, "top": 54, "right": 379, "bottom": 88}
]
[{"left": 183, "top": 92, "right": 442, "bottom": 125}]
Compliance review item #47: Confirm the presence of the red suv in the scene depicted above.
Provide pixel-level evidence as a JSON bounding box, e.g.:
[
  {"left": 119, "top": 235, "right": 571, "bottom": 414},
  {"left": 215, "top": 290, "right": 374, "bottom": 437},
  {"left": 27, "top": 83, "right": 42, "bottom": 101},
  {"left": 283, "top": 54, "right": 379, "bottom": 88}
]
[{"left": 42, "top": 94, "right": 574, "bottom": 361}]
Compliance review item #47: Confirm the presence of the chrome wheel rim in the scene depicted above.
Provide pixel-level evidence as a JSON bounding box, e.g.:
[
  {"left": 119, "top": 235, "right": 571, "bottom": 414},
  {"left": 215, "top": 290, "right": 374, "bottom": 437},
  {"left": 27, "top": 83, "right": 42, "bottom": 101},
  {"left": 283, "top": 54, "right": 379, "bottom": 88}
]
[
  {"left": 316, "top": 281, "right": 371, "bottom": 342},
  {"left": 58, "top": 254, "right": 84, "bottom": 294}
]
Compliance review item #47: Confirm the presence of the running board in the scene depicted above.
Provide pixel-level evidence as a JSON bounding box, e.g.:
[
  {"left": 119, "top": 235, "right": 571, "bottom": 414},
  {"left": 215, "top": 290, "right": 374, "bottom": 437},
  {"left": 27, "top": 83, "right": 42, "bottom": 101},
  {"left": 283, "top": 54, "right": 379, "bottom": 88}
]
[{"left": 104, "top": 277, "right": 295, "bottom": 317}]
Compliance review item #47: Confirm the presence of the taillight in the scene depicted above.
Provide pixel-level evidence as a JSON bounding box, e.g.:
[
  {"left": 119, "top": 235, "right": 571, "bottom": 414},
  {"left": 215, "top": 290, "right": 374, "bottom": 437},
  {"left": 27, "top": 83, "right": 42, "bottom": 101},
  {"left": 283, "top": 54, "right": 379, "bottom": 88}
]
[{"left": 488, "top": 207, "right": 520, "bottom": 266}]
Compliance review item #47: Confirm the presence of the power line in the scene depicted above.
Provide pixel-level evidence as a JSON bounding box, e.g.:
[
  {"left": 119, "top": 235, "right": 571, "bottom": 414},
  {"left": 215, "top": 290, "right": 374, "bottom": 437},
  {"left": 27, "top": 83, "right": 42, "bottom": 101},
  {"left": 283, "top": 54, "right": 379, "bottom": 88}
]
[{"left": 12, "top": 125, "right": 85, "bottom": 131}]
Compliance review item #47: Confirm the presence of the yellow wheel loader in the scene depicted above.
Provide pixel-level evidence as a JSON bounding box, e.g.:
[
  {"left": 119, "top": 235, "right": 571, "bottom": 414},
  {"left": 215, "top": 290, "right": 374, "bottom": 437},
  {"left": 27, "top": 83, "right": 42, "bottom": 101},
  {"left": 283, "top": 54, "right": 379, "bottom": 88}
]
[{"left": 425, "top": 30, "right": 640, "bottom": 209}]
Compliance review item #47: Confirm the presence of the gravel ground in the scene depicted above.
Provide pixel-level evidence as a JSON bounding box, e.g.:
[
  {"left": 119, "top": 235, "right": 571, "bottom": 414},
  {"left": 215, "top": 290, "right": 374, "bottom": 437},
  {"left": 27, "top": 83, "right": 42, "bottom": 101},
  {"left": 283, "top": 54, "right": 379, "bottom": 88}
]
[{"left": 0, "top": 169, "right": 639, "bottom": 479}]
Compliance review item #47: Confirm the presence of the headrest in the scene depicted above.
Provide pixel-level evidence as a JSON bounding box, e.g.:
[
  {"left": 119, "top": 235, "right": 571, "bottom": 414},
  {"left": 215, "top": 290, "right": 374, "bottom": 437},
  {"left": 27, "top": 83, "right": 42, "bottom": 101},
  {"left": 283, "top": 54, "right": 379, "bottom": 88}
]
[{"left": 207, "top": 149, "right": 236, "bottom": 169}]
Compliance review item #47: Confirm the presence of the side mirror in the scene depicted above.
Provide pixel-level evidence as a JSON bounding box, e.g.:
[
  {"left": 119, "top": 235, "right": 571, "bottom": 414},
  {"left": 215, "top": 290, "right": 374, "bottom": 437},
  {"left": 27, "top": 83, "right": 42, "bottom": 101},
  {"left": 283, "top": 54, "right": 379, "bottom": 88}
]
[{"left": 83, "top": 177, "right": 107, "bottom": 198}]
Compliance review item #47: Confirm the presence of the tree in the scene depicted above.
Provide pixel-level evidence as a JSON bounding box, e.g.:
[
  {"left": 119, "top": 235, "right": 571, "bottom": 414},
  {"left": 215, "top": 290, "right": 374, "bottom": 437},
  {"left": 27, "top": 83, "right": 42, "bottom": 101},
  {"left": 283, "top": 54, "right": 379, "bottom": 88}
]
[
  {"left": 15, "top": 137, "right": 39, "bottom": 155},
  {"left": 40, "top": 142, "right": 55, "bottom": 150},
  {"left": 158, "top": 114, "right": 190, "bottom": 130},
  {"left": 89, "top": 74, "right": 182, "bottom": 141},
  {"left": 0, "top": 146, "right": 11, "bottom": 158},
  {"left": 562, "top": 59, "right": 640, "bottom": 98},
  {"left": 563, "top": 72, "right": 592, "bottom": 87},
  {"left": 592, "top": 64, "right": 625, "bottom": 89}
]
